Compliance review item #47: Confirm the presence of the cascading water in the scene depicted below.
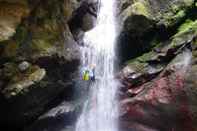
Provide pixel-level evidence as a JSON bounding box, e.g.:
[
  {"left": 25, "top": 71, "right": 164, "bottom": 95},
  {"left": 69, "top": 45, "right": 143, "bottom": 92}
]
[{"left": 75, "top": 0, "right": 119, "bottom": 131}]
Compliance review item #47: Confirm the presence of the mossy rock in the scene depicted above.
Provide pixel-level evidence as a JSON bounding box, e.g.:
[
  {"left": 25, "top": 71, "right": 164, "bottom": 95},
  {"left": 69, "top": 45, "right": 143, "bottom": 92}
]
[
  {"left": 175, "top": 19, "right": 197, "bottom": 36},
  {"left": 127, "top": 50, "right": 158, "bottom": 64},
  {"left": 155, "top": 0, "right": 194, "bottom": 27},
  {"left": 129, "top": 61, "right": 148, "bottom": 73},
  {"left": 136, "top": 51, "right": 157, "bottom": 62},
  {"left": 0, "top": 0, "right": 80, "bottom": 62},
  {"left": 120, "top": 0, "right": 195, "bottom": 28},
  {"left": 120, "top": 0, "right": 152, "bottom": 22},
  {"left": 126, "top": 51, "right": 158, "bottom": 73},
  {"left": 2, "top": 64, "right": 46, "bottom": 99},
  {"left": 125, "top": 51, "right": 165, "bottom": 78},
  {"left": 131, "top": 1, "right": 151, "bottom": 17},
  {"left": 1, "top": 62, "right": 39, "bottom": 83},
  {"left": 163, "top": 10, "right": 186, "bottom": 26},
  {"left": 21, "top": 17, "right": 63, "bottom": 59},
  {"left": 169, "top": 19, "right": 197, "bottom": 49}
]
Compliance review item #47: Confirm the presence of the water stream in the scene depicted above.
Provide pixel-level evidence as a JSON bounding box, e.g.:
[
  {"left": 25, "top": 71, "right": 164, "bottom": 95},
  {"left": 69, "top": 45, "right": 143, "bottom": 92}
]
[{"left": 75, "top": 0, "right": 119, "bottom": 131}]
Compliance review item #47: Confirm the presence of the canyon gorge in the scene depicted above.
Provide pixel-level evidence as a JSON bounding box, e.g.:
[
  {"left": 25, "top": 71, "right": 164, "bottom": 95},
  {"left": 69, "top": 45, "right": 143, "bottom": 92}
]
[{"left": 0, "top": 0, "right": 197, "bottom": 131}]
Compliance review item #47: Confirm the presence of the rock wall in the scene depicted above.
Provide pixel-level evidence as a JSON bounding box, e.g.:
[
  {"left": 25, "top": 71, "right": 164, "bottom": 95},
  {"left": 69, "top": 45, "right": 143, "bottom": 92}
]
[
  {"left": 0, "top": 0, "right": 197, "bottom": 131},
  {"left": 0, "top": 0, "right": 97, "bottom": 130},
  {"left": 118, "top": 0, "right": 197, "bottom": 131}
]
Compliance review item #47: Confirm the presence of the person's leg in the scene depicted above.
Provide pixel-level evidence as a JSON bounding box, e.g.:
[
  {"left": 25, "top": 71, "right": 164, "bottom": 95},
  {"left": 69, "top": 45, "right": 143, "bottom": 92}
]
[{"left": 92, "top": 76, "right": 95, "bottom": 81}]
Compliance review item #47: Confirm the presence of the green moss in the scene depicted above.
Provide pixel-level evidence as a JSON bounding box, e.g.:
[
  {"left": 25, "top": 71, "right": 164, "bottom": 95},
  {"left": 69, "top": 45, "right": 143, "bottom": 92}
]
[
  {"left": 171, "top": 5, "right": 180, "bottom": 13},
  {"left": 126, "top": 37, "right": 160, "bottom": 64},
  {"left": 31, "top": 34, "right": 58, "bottom": 53},
  {"left": 127, "top": 60, "right": 148, "bottom": 73},
  {"left": 164, "top": 10, "right": 186, "bottom": 26},
  {"left": 174, "top": 10, "right": 186, "bottom": 19},
  {"left": 161, "top": 0, "right": 195, "bottom": 27},
  {"left": 132, "top": 2, "right": 150, "bottom": 17},
  {"left": 136, "top": 51, "right": 156, "bottom": 63},
  {"left": 169, "top": 19, "right": 197, "bottom": 49},
  {"left": 126, "top": 51, "right": 157, "bottom": 73},
  {"left": 30, "top": 17, "right": 61, "bottom": 53},
  {"left": 176, "top": 19, "right": 197, "bottom": 36},
  {"left": 31, "top": 39, "right": 54, "bottom": 52}
]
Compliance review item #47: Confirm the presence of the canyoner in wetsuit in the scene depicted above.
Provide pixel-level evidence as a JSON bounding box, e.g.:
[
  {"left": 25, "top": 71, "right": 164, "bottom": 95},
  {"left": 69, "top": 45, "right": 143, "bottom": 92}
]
[{"left": 82, "top": 64, "right": 96, "bottom": 81}]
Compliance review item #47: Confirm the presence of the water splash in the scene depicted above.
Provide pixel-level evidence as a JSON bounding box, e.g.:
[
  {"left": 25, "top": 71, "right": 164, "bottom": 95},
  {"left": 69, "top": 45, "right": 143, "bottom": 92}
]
[{"left": 75, "top": 0, "right": 119, "bottom": 131}]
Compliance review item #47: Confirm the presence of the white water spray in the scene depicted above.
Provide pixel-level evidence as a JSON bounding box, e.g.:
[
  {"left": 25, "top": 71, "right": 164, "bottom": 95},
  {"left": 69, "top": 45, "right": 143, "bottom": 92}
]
[{"left": 75, "top": 0, "right": 119, "bottom": 131}]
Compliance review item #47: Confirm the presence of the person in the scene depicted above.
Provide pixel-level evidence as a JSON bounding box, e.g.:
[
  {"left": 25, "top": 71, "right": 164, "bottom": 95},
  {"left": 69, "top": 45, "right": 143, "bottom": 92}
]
[
  {"left": 82, "top": 64, "right": 96, "bottom": 81},
  {"left": 89, "top": 64, "right": 96, "bottom": 81}
]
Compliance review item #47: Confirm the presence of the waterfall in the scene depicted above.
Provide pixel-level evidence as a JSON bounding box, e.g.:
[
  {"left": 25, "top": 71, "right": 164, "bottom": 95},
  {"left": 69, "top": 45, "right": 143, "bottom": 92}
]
[{"left": 75, "top": 0, "right": 119, "bottom": 131}]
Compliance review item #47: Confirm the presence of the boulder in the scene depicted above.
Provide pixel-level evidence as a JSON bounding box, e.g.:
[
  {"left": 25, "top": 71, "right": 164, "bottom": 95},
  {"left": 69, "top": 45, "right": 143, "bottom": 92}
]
[
  {"left": 68, "top": 0, "right": 98, "bottom": 43},
  {"left": 2, "top": 65, "right": 46, "bottom": 98},
  {"left": 24, "top": 101, "right": 83, "bottom": 131},
  {"left": 18, "top": 61, "right": 30, "bottom": 72},
  {"left": 81, "top": 12, "right": 96, "bottom": 32}
]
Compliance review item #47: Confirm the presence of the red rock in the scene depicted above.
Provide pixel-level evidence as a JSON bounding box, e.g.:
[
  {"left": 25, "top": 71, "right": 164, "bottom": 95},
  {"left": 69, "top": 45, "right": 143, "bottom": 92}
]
[{"left": 120, "top": 66, "right": 195, "bottom": 131}]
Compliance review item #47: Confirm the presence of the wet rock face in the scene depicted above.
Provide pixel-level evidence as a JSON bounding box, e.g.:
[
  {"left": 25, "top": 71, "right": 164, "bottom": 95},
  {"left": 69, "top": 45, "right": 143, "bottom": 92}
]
[
  {"left": 120, "top": 51, "right": 196, "bottom": 131},
  {"left": 117, "top": 0, "right": 195, "bottom": 63},
  {"left": 0, "top": 0, "right": 98, "bottom": 130},
  {"left": 118, "top": 1, "right": 197, "bottom": 130},
  {"left": 118, "top": 0, "right": 194, "bottom": 27},
  {"left": 0, "top": 0, "right": 196, "bottom": 131}
]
